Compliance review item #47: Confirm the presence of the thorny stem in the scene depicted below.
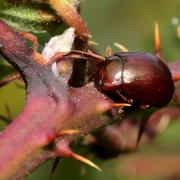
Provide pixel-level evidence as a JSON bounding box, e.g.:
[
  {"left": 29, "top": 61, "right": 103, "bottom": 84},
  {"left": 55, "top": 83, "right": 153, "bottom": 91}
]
[
  {"left": 0, "top": 1, "right": 179, "bottom": 178},
  {"left": 0, "top": 20, "right": 111, "bottom": 179},
  {"left": 0, "top": 95, "right": 70, "bottom": 179}
]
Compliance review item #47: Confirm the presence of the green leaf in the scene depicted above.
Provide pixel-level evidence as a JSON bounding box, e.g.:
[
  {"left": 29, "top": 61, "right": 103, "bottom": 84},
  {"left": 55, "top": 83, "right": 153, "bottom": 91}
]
[{"left": 0, "top": 0, "right": 62, "bottom": 34}]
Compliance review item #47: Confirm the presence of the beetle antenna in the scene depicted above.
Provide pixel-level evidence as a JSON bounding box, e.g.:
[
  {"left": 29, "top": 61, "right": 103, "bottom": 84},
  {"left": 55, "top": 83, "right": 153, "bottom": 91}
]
[
  {"left": 48, "top": 50, "right": 105, "bottom": 65},
  {"left": 114, "top": 42, "right": 128, "bottom": 52},
  {"left": 66, "top": 50, "right": 105, "bottom": 61},
  {"left": 155, "top": 22, "right": 163, "bottom": 60}
]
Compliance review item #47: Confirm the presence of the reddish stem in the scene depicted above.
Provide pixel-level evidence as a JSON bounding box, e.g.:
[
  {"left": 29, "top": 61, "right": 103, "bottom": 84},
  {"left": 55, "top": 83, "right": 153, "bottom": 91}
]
[{"left": 0, "top": 20, "right": 111, "bottom": 179}]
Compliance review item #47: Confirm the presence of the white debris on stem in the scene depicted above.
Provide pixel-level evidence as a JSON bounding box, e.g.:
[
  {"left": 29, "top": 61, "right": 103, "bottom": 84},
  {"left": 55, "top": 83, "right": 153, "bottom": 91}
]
[{"left": 42, "top": 27, "right": 75, "bottom": 77}]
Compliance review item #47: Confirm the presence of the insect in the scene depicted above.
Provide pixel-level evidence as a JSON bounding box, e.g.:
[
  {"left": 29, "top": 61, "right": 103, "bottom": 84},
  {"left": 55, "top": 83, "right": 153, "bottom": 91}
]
[{"left": 94, "top": 51, "right": 175, "bottom": 108}]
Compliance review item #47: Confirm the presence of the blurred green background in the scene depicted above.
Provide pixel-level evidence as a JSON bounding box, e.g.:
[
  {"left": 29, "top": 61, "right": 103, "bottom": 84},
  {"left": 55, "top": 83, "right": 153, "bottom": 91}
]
[{"left": 0, "top": 0, "right": 180, "bottom": 179}]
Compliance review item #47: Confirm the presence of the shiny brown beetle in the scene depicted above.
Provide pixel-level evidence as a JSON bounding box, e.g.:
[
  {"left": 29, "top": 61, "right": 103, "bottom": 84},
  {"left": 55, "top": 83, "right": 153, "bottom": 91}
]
[{"left": 94, "top": 52, "right": 175, "bottom": 107}]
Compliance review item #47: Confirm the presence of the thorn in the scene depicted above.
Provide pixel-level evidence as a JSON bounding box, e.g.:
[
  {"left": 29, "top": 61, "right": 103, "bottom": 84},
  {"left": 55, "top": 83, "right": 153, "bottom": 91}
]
[
  {"left": 48, "top": 157, "right": 61, "bottom": 180},
  {"left": 88, "top": 34, "right": 92, "bottom": 38},
  {"left": 87, "top": 50, "right": 94, "bottom": 54},
  {"left": 114, "top": 42, "right": 128, "bottom": 52},
  {"left": 136, "top": 118, "right": 149, "bottom": 149},
  {"left": 88, "top": 40, "right": 98, "bottom": 46},
  {"left": 19, "top": 31, "right": 47, "bottom": 65},
  {"left": 71, "top": 153, "right": 102, "bottom": 172},
  {"left": 47, "top": 129, "right": 80, "bottom": 142},
  {"left": 155, "top": 22, "right": 163, "bottom": 60},
  {"left": 106, "top": 46, "right": 113, "bottom": 56},
  {"left": 111, "top": 103, "right": 131, "bottom": 108},
  {"left": 55, "top": 140, "right": 101, "bottom": 172},
  {"left": 57, "top": 129, "right": 80, "bottom": 137},
  {"left": 172, "top": 74, "right": 180, "bottom": 82},
  {"left": 19, "top": 31, "right": 39, "bottom": 50}
]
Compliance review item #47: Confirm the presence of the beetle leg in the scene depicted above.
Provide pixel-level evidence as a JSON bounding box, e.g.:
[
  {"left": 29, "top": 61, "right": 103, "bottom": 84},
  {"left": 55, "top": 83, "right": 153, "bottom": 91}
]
[
  {"left": 155, "top": 22, "right": 163, "bottom": 60},
  {"left": 115, "top": 90, "right": 133, "bottom": 104},
  {"left": 106, "top": 46, "right": 113, "bottom": 56},
  {"left": 19, "top": 32, "right": 46, "bottom": 65},
  {"left": 114, "top": 42, "right": 128, "bottom": 52}
]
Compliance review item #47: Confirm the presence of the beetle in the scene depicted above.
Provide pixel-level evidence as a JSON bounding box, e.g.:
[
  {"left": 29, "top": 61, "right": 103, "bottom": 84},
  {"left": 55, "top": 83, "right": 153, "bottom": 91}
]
[{"left": 94, "top": 52, "right": 175, "bottom": 108}]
